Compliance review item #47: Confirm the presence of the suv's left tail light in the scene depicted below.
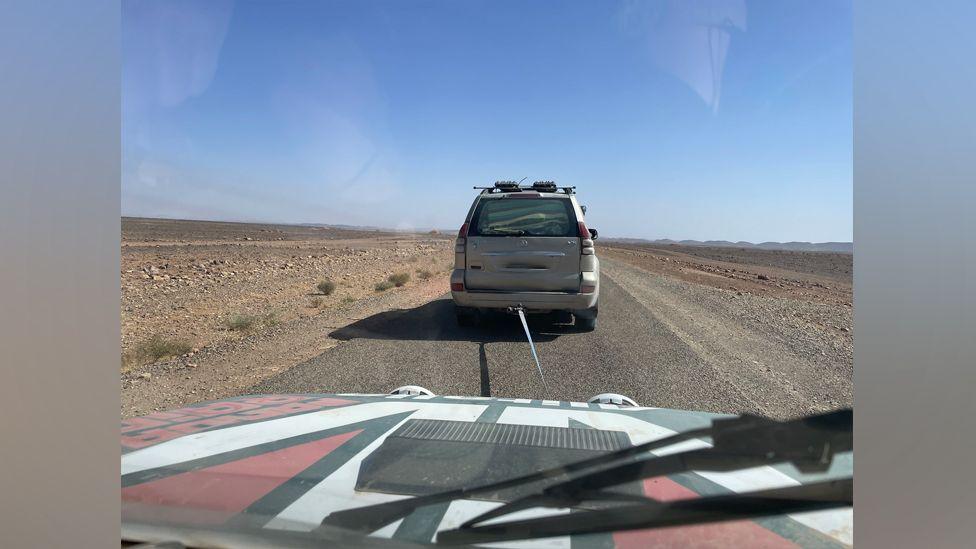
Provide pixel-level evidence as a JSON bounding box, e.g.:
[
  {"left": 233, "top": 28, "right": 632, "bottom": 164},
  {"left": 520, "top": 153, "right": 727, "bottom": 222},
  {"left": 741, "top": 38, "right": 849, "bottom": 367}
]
[
  {"left": 455, "top": 222, "right": 468, "bottom": 253},
  {"left": 579, "top": 221, "right": 595, "bottom": 255}
]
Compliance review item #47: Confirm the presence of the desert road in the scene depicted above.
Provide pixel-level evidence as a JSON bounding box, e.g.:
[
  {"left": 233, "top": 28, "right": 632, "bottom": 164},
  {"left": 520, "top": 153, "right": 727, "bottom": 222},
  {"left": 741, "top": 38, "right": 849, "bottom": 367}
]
[{"left": 252, "top": 257, "right": 853, "bottom": 420}]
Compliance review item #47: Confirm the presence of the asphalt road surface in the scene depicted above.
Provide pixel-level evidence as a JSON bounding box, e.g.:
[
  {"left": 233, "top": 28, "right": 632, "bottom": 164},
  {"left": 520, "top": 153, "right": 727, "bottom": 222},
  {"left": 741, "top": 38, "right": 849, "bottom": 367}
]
[{"left": 253, "top": 258, "right": 853, "bottom": 419}]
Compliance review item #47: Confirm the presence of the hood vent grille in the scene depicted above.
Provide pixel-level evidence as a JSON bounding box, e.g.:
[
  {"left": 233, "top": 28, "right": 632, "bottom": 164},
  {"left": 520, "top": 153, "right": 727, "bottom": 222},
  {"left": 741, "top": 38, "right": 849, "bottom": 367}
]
[{"left": 395, "top": 419, "right": 629, "bottom": 452}]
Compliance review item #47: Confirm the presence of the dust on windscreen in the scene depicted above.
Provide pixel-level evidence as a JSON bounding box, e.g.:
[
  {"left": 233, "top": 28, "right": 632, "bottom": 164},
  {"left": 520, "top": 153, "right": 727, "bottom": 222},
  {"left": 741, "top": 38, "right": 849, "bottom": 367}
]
[{"left": 122, "top": 0, "right": 851, "bottom": 419}]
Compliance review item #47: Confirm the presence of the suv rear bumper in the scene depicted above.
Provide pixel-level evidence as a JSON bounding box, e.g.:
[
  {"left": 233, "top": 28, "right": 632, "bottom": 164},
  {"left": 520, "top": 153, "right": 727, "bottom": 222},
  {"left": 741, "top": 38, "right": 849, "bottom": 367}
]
[{"left": 451, "top": 269, "right": 598, "bottom": 312}]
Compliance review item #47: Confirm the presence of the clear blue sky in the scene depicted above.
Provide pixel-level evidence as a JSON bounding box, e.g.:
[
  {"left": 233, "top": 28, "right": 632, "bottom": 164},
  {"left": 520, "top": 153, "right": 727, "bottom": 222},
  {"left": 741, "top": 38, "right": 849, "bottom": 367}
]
[{"left": 123, "top": 0, "right": 851, "bottom": 243}]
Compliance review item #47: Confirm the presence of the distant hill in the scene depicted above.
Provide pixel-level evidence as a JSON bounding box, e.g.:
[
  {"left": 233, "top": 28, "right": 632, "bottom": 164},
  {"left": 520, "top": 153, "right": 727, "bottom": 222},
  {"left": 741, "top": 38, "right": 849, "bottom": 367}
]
[{"left": 605, "top": 238, "right": 853, "bottom": 253}]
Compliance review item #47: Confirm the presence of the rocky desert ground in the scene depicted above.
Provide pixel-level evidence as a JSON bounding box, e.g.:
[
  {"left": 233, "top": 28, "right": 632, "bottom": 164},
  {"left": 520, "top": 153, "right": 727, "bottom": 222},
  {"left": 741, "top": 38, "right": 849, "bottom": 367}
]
[
  {"left": 120, "top": 217, "right": 454, "bottom": 416},
  {"left": 121, "top": 218, "right": 852, "bottom": 420}
]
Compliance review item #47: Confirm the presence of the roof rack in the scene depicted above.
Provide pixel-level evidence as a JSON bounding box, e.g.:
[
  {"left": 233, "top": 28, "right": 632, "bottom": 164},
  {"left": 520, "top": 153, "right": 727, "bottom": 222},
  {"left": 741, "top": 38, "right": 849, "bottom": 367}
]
[{"left": 472, "top": 181, "right": 576, "bottom": 195}]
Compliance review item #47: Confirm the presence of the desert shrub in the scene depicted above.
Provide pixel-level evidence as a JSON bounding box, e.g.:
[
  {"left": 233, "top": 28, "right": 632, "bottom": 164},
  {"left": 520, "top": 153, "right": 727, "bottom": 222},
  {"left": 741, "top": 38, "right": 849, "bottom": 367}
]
[
  {"left": 263, "top": 312, "right": 280, "bottom": 327},
  {"left": 134, "top": 335, "right": 191, "bottom": 363},
  {"left": 316, "top": 279, "right": 336, "bottom": 295},
  {"left": 223, "top": 314, "right": 258, "bottom": 331},
  {"left": 342, "top": 296, "right": 357, "bottom": 304},
  {"left": 309, "top": 297, "right": 323, "bottom": 308},
  {"left": 388, "top": 272, "right": 410, "bottom": 287},
  {"left": 375, "top": 280, "right": 394, "bottom": 291},
  {"left": 417, "top": 269, "right": 434, "bottom": 280}
]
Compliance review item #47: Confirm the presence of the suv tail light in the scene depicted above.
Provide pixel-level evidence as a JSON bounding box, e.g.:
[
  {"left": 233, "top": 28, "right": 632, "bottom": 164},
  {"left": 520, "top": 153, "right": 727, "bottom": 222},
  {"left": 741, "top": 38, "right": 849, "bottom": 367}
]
[
  {"left": 577, "top": 221, "right": 589, "bottom": 238},
  {"left": 579, "top": 221, "right": 595, "bottom": 255},
  {"left": 456, "top": 222, "right": 468, "bottom": 252},
  {"left": 451, "top": 282, "right": 465, "bottom": 292}
]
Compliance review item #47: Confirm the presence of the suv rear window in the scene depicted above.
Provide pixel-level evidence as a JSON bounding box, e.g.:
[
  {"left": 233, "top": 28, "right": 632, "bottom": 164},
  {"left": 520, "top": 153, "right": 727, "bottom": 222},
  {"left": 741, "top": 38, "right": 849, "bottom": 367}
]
[{"left": 470, "top": 197, "right": 576, "bottom": 237}]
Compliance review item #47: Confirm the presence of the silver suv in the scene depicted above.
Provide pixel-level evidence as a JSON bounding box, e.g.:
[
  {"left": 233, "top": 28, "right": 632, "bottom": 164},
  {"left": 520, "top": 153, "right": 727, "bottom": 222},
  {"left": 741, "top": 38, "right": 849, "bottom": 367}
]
[{"left": 450, "top": 181, "right": 600, "bottom": 330}]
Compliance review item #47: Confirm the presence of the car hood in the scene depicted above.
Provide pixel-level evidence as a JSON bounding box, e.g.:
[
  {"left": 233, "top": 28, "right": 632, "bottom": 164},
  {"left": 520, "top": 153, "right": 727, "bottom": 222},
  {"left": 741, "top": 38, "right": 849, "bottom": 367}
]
[{"left": 122, "top": 393, "right": 852, "bottom": 547}]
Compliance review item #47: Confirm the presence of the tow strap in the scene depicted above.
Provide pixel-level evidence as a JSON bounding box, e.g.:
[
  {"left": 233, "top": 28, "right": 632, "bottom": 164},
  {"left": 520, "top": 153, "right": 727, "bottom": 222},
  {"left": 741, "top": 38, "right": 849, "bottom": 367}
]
[{"left": 511, "top": 306, "right": 548, "bottom": 392}]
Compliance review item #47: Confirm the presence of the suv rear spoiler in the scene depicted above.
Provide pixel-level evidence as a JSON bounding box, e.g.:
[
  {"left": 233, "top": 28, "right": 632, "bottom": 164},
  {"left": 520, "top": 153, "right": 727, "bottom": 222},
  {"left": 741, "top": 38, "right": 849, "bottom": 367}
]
[{"left": 473, "top": 181, "right": 576, "bottom": 195}]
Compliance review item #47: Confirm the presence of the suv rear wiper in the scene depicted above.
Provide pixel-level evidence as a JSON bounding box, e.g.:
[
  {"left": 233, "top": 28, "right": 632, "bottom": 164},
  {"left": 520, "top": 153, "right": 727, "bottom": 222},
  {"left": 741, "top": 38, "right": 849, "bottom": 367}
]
[
  {"left": 483, "top": 227, "right": 526, "bottom": 236},
  {"left": 320, "top": 409, "right": 851, "bottom": 535}
]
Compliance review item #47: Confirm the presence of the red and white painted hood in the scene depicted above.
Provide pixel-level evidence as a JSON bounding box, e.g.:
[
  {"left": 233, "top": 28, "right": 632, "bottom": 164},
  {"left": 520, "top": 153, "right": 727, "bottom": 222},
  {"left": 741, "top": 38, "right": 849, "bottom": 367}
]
[{"left": 121, "top": 393, "right": 853, "bottom": 547}]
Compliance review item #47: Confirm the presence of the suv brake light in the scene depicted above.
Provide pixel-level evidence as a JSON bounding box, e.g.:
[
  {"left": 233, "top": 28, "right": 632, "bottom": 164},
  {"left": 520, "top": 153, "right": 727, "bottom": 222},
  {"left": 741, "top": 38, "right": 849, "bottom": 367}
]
[
  {"left": 456, "top": 222, "right": 468, "bottom": 256},
  {"left": 579, "top": 221, "right": 595, "bottom": 255}
]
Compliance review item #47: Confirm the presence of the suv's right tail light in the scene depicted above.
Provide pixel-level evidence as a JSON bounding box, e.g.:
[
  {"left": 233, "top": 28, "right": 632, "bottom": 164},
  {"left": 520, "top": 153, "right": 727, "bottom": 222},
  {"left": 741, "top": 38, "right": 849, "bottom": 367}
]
[{"left": 579, "top": 221, "right": 594, "bottom": 255}]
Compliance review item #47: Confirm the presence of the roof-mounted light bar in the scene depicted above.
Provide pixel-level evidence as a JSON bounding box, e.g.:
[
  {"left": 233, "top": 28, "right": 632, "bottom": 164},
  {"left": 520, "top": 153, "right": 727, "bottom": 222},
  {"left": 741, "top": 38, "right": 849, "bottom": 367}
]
[{"left": 472, "top": 181, "right": 576, "bottom": 195}]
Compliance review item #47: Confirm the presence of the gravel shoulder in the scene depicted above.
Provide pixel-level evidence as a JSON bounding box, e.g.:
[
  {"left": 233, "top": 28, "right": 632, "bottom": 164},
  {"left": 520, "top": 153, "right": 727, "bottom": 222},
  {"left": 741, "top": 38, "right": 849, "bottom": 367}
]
[
  {"left": 120, "top": 218, "right": 454, "bottom": 417},
  {"left": 601, "top": 257, "right": 852, "bottom": 417},
  {"left": 120, "top": 274, "right": 449, "bottom": 417}
]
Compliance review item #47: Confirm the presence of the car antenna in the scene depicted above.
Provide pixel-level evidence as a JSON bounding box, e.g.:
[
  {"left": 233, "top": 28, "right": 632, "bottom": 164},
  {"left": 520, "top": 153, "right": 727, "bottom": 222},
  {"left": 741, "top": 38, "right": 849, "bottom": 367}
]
[{"left": 517, "top": 177, "right": 527, "bottom": 185}]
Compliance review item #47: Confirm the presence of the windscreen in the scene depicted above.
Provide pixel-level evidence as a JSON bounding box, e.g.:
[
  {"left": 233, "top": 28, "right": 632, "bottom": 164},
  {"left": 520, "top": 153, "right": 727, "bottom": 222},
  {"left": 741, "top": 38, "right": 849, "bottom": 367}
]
[
  {"left": 471, "top": 198, "right": 576, "bottom": 237},
  {"left": 120, "top": 0, "right": 853, "bottom": 544}
]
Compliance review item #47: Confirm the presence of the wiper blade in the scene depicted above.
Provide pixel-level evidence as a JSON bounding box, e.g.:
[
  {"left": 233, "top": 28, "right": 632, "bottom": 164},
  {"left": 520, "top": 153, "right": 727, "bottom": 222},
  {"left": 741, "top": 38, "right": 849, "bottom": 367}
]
[
  {"left": 320, "top": 423, "right": 713, "bottom": 533},
  {"left": 456, "top": 409, "right": 850, "bottom": 528},
  {"left": 436, "top": 477, "right": 852, "bottom": 545},
  {"left": 483, "top": 227, "right": 526, "bottom": 235},
  {"left": 319, "top": 409, "right": 850, "bottom": 535}
]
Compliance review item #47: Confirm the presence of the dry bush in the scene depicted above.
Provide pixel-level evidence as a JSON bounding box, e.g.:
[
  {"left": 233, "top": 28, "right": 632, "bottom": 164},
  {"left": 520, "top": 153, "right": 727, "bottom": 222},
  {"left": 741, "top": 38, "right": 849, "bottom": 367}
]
[
  {"left": 317, "top": 279, "right": 336, "bottom": 295},
  {"left": 123, "top": 335, "right": 192, "bottom": 369},
  {"left": 224, "top": 314, "right": 258, "bottom": 331},
  {"left": 417, "top": 269, "right": 434, "bottom": 280},
  {"left": 375, "top": 280, "right": 394, "bottom": 291},
  {"left": 388, "top": 272, "right": 410, "bottom": 287}
]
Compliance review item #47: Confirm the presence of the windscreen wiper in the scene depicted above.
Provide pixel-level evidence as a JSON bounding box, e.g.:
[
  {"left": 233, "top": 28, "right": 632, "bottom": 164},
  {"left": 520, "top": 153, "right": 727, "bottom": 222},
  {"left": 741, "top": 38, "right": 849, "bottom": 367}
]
[
  {"left": 320, "top": 422, "right": 714, "bottom": 533},
  {"left": 437, "top": 477, "right": 852, "bottom": 545},
  {"left": 458, "top": 408, "right": 851, "bottom": 527},
  {"left": 320, "top": 409, "right": 850, "bottom": 535}
]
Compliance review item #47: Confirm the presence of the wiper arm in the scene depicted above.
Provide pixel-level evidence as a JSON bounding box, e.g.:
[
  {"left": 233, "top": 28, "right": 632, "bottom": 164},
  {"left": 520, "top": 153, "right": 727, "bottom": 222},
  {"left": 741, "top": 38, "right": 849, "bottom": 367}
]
[
  {"left": 483, "top": 227, "right": 526, "bottom": 235},
  {"left": 455, "top": 409, "right": 851, "bottom": 528},
  {"left": 320, "top": 409, "right": 850, "bottom": 535},
  {"left": 437, "top": 477, "right": 853, "bottom": 545},
  {"left": 320, "top": 423, "right": 714, "bottom": 533}
]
